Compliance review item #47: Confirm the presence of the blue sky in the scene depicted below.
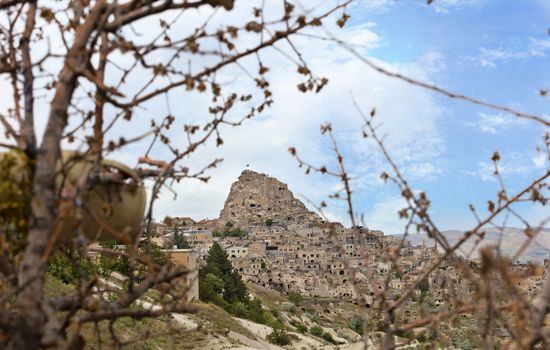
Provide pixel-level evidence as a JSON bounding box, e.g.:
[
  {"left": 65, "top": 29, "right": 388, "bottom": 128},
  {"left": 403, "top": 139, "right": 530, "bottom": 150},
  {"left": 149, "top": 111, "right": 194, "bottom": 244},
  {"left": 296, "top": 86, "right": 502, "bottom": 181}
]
[
  {"left": 141, "top": 0, "right": 548, "bottom": 234},
  {"left": 1, "top": 0, "right": 547, "bottom": 234},
  {"left": 315, "top": 0, "right": 550, "bottom": 233}
]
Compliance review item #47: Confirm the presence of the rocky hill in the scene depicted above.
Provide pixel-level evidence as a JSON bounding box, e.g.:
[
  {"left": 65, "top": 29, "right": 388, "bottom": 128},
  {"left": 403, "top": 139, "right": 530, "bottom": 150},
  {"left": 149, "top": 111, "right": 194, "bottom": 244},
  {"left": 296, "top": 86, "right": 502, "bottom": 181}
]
[
  {"left": 400, "top": 227, "right": 550, "bottom": 263},
  {"left": 218, "top": 170, "right": 321, "bottom": 225}
]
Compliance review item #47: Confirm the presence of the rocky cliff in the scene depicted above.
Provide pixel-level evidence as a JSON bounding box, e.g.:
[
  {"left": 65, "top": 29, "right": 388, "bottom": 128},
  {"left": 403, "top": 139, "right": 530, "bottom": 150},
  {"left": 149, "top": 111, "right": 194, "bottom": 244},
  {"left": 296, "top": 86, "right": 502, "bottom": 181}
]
[{"left": 219, "top": 170, "right": 320, "bottom": 224}]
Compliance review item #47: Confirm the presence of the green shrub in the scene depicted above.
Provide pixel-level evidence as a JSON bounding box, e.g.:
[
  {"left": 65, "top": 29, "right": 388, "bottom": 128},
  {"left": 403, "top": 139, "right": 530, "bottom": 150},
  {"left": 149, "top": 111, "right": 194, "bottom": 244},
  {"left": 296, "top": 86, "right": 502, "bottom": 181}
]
[
  {"left": 97, "top": 242, "right": 169, "bottom": 279},
  {"left": 452, "top": 336, "right": 473, "bottom": 350},
  {"left": 297, "top": 324, "right": 308, "bottom": 334},
  {"left": 48, "top": 251, "right": 95, "bottom": 284},
  {"left": 395, "top": 329, "right": 413, "bottom": 339},
  {"left": 173, "top": 232, "right": 191, "bottom": 249},
  {"left": 309, "top": 314, "right": 321, "bottom": 324},
  {"left": 262, "top": 310, "right": 284, "bottom": 329},
  {"left": 48, "top": 254, "right": 77, "bottom": 284},
  {"left": 229, "top": 227, "right": 246, "bottom": 237},
  {"left": 310, "top": 325, "right": 323, "bottom": 337},
  {"left": 212, "top": 227, "right": 247, "bottom": 238},
  {"left": 419, "top": 279, "right": 429, "bottom": 296},
  {"left": 228, "top": 301, "right": 248, "bottom": 318},
  {"left": 288, "top": 291, "right": 303, "bottom": 305},
  {"left": 321, "top": 331, "right": 338, "bottom": 344},
  {"left": 99, "top": 240, "right": 116, "bottom": 249},
  {"left": 266, "top": 328, "right": 291, "bottom": 346},
  {"left": 294, "top": 323, "right": 307, "bottom": 333},
  {"left": 417, "top": 334, "right": 428, "bottom": 343},
  {"left": 0, "top": 151, "right": 31, "bottom": 232},
  {"left": 348, "top": 316, "right": 364, "bottom": 335},
  {"left": 97, "top": 246, "right": 130, "bottom": 277}
]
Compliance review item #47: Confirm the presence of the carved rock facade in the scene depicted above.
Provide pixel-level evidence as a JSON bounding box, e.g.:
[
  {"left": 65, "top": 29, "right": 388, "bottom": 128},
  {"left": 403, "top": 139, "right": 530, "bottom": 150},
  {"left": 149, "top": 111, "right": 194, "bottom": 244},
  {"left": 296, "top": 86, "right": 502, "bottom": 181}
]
[{"left": 219, "top": 170, "right": 320, "bottom": 224}]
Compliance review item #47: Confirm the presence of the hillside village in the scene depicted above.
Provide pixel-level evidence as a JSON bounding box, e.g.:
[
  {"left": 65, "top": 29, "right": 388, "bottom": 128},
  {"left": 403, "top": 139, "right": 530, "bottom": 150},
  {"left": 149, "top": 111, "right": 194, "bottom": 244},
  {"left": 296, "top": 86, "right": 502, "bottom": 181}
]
[{"left": 147, "top": 170, "right": 548, "bottom": 334}]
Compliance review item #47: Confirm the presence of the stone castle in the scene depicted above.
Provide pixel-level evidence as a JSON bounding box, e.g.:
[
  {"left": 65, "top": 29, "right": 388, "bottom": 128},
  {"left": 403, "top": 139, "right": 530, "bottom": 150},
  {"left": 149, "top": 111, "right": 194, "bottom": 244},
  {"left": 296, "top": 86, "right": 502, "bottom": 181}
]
[{"left": 219, "top": 170, "right": 321, "bottom": 224}]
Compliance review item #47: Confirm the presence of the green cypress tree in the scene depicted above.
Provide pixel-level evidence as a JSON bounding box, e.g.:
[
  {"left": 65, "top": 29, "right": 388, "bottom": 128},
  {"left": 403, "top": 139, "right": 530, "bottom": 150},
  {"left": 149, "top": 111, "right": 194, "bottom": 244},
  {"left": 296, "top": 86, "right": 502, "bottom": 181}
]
[
  {"left": 224, "top": 270, "right": 249, "bottom": 304},
  {"left": 199, "top": 273, "right": 225, "bottom": 304},
  {"left": 203, "top": 242, "right": 233, "bottom": 277},
  {"left": 200, "top": 242, "right": 249, "bottom": 305}
]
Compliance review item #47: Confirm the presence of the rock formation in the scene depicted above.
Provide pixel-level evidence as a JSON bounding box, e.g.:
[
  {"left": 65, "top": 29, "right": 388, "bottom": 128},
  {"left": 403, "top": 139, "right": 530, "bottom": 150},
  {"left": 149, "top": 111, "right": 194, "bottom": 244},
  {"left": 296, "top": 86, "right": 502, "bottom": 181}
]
[{"left": 219, "top": 170, "right": 321, "bottom": 224}]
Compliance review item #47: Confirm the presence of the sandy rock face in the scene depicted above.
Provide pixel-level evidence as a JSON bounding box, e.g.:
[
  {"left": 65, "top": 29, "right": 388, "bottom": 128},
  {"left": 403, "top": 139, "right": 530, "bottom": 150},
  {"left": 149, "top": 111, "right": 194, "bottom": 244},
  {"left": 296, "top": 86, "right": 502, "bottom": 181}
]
[{"left": 219, "top": 170, "right": 320, "bottom": 224}]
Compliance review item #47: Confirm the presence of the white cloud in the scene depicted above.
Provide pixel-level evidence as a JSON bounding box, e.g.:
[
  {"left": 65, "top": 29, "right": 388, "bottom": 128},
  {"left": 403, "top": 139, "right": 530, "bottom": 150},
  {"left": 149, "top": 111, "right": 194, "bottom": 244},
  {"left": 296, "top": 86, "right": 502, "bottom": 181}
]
[
  {"left": 358, "top": 0, "right": 486, "bottom": 14},
  {"left": 529, "top": 37, "right": 550, "bottom": 57},
  {"left": 467, "top": 112, "right": 523, "bottom": 134},
  {"left": 467, "top": 37, "right": 550, "bottom": 67},
  {"left": 474, "top": 47, "right": 513, "bottom": 67},
  {"left": 346, "top": 24, "right": 381, "bottom": 49},
  {"left": 532, "top": 153, "right": 547, "bottom": 168},
  {"left": 431, "top": 0, "right": 486, "bottom": 14},
  {"left": 143, "top": 28, "right": 448, "bottom": 222},
  {"left": 471, "top": 161, "right": 497, "bottom": 182},
  {"left": 404, "top": 162, "right": 443, "bottom": 180},
  {"left": 356, "top": 0, "right": 397, "bottom": 11},
  {"left": 417, "top": 51, "right": 447, "bottom": 74},
  {"left": 0, "top": 2, "right": 448, "bottom": 228},
  {"left": 467, "top": 157, "right": 531, "bottom": 182},
  {"left": 363, "top": 195, "right": 409, "bottom": 234}
]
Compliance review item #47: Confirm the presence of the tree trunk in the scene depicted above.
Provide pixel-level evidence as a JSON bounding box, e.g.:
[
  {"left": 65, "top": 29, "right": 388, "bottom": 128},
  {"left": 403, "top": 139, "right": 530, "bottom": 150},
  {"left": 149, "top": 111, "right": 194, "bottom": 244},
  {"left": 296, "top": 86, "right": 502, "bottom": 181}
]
[{"left": 11, "top": 3, "right": 107, "bottom": 348}]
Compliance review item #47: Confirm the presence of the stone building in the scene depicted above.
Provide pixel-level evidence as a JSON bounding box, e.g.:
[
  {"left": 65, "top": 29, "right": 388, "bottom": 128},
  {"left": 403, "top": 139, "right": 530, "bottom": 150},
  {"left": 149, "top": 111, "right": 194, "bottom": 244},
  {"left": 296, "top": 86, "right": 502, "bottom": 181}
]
[{"left": 165, "top": 249, "right": 199, "bottom": 301}]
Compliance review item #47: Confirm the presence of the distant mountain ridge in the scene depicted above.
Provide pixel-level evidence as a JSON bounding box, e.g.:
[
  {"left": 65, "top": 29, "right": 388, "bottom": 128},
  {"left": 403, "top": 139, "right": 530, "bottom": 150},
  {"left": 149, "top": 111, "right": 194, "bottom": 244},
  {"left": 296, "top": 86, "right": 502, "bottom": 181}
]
[{"left": 396, "top": 227, "right": 550, "bottom": 262}]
